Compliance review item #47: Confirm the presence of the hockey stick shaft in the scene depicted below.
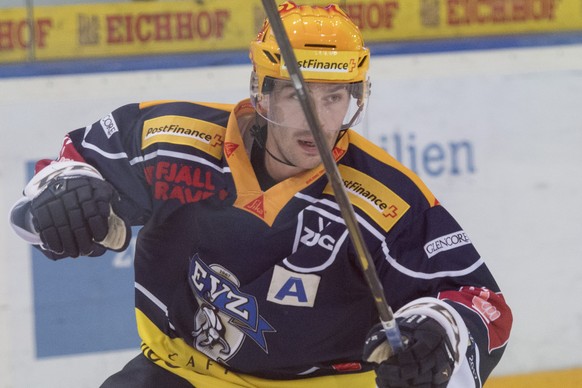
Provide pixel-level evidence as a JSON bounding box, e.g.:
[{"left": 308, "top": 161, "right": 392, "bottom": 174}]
[{"left": 260, "top": 0, "right": 403, "bottom": 354}]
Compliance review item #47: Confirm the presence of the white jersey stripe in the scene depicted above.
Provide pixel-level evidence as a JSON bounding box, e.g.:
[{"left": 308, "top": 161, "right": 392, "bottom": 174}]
[
  {"left": 82, "top": 125, "right": 129, "bottom": 159},
  {"left": 129, "top": 149, "right": 225, "bottom": 173},
  {"left": 385, "top": 249, "right": 485, "bottom": 280},
  {"left": 294, "top": 192, "right": 386, "bottom": 241},
  {"left": 135, "top": 281, "right": 175, "bottom": 330}
]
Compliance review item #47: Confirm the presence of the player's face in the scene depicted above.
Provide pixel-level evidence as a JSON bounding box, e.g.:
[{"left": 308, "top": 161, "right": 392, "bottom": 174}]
[{"left": 263, "top": 82, "right": 349, "bottom": 178}]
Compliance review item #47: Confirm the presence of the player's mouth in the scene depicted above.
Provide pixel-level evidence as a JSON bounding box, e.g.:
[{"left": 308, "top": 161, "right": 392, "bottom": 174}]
[{"left": 298, "top": 139, "right": 318, "bottom": 155}]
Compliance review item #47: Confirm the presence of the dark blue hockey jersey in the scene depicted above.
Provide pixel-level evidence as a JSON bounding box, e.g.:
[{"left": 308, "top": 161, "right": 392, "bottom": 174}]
[{"left": 33, "top": 99, "right": 512, "bottom": 387}]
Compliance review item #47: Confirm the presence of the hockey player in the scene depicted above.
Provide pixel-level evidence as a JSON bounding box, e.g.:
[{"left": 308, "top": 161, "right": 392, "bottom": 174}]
[{"left": 9, "top": 2, "right": 512, "bottom": 387}]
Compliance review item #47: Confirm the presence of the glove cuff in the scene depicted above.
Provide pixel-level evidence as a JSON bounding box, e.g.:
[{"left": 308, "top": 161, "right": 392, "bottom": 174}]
[
  {"left": 395, "top": 297, "right": 469, "bottom": 371},
  {"left": 9, "top": 197, "right": 42, "bottom": 245},
  {"left": 99, "top": 206, "right": 130, "bottom": 251},
  {"left": 24, "top": 160, "right": 103, "bottom": 199},
  {"left": 11, "top": 161, "right": 105, "bottom": 246}
]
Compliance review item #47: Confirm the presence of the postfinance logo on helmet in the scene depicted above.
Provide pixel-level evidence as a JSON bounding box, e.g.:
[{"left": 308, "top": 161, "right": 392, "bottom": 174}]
[
  {"left": 249, "top": 2, "right": 371, "bottom": 129},
  {"left": 284, "top": 50, "right": 360, "bottom": 81}
]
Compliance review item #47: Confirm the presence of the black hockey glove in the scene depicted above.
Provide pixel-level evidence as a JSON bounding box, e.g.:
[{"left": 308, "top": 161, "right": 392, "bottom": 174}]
[
  {"left": 30, "top": 176, "right": 130, "bottom": 258},
  {"left": 363, "top": 315, "right": 455, "bottom": 388}
]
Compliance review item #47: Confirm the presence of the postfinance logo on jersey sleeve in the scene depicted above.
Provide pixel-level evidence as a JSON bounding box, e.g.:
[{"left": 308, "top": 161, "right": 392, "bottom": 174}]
[
  {"left": 325, "top": 165, "right": 410, "bottom": 232},
  {"left": 142, "top": 116, "right": 225, "bottom": 159}
]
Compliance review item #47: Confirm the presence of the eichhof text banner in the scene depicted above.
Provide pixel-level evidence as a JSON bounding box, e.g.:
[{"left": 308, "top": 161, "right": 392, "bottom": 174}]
[{"left": 1, "top": 0, "right": 580, "bottom": 64}]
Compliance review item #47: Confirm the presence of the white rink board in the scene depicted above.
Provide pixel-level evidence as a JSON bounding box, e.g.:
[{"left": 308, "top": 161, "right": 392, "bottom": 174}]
[{"left": 1, "top": 44, "right": 581, "bottom": 387}]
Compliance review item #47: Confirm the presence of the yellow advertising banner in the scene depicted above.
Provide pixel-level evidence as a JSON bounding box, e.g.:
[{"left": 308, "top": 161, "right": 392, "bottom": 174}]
[
  {"left": 353, "top": 0, "right": 582, "bottom": 41},
  {"left": 1, "top": 0, "right": 581, "bottom": 64},
  {"left": 0, "top": 1, "right": 264, "bottom": 63}
]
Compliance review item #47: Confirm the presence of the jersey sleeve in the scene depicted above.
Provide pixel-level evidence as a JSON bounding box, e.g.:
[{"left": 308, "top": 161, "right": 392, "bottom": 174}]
[
  {"left": 58, "top": 103, "right": 152, "bottom": 225},
  {"left": 376, "top": 204, "right": 512, "bottom": 386},
  {"left": 21, "top": 100, "right": 231, "bottom": 254},
  {"left": 9, "top": 103, "right": 152, "bottom": 260}
]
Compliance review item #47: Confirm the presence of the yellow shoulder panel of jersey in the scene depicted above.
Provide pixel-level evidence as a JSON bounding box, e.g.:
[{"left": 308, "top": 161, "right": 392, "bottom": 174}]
[
  {"left": 139, "top": 100, "right": 234, "bottom": 112},
  {"left": 325, "top": 164, "right": 410, "bottom": 233},
  {"left": 141, "top": 115, "right": 226, "bottom": 159},
  {"left": 347, "top": 130, "right": 437, "bottom": 207}
]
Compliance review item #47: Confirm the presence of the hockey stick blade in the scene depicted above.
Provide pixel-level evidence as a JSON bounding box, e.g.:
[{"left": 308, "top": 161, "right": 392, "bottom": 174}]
[{"left": 260, "top": 0, "right": 404, "bottom": 355}]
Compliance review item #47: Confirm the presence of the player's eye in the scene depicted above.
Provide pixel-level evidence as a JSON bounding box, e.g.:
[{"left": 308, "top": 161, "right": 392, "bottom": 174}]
[{"left": 326, "top": 93, "right": 345, "bottom": 103}]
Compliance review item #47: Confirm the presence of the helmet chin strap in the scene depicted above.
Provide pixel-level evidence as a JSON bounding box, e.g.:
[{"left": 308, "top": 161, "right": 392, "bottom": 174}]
[{"left": 250, "top": 115, "right": 297, "bottom": 168}]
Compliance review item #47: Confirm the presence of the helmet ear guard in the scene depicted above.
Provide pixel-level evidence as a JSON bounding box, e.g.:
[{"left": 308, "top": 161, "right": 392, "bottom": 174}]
[{"left": 250, "top": 71, "right": 270, "bottom": 119}]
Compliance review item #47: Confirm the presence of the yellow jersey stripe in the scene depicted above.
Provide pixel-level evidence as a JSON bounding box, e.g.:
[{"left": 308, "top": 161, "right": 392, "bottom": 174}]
[
  {"left": 348, "top": 130, "right": 437, "bottom": 207},
  {"left": 135, "top": 308, "right": 377, "bottom": 388}
]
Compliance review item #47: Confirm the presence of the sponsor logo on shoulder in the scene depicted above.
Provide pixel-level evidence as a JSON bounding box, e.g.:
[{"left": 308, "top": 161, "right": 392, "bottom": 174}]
[
  {"left": 142, "top": 116, "right": 225, "bottom": 159},
  {"left": 324, "top": 165, "right": 410, "bottom": 232},
  {"left": 100, "top": 113, "right": 119, "bottom": 138},
  {"left": 424, "top": 230, "right": 471, "bottom": 258}
]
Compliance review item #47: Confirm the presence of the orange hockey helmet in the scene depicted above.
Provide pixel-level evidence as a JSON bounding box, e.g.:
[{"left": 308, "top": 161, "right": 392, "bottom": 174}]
[{"left": 249, "top": 2, "right": 371, "bottom": 129}]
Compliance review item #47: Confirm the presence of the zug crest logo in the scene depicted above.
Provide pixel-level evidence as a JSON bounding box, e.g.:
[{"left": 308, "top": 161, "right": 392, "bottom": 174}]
[
  {"left": 188, "top": 255, "right": 275, "bottom": 361},
  {"left": 283, "top": 207, "right": 349, "bottom": 273},
  {"left": 268, "top": 207, "right": 347, "bottom": 307},
  {"left": 299, "top": 216, "right": 335, "bottom": 250}
]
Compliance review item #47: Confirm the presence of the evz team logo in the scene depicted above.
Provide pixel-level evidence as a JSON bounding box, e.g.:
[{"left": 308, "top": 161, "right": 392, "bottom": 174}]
[{"left": 188, "top": 255, "right": 275, "bottom": 362}]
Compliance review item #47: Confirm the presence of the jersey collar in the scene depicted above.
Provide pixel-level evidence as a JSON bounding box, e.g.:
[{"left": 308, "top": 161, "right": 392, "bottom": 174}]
[{"left": 224, "top": 99, "right": 348, "bottom": 226}]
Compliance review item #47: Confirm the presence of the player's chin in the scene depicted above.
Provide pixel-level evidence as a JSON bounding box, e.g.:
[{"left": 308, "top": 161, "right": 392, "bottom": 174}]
[{"left": 296, "top": 155, "right": 322, "bottom": 171}]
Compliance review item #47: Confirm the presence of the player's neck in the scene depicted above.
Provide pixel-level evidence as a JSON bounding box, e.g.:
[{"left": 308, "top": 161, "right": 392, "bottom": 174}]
[
  {"left": 263, "top": 152, "right": 304, "bottom": 182},
  {"left": 250, "top": 142, "right": 278, "bottom": 191}
]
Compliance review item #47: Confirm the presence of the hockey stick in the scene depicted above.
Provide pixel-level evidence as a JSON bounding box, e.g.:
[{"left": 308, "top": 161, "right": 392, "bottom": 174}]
[{"left": 260, "top": 0, "right": 404, "bottom": 355}]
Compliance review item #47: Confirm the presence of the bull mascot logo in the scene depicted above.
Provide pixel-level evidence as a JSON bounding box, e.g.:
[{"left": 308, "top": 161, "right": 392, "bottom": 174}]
[{"left": 192, "top": 302, "right": 231, "bottom": 355}]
